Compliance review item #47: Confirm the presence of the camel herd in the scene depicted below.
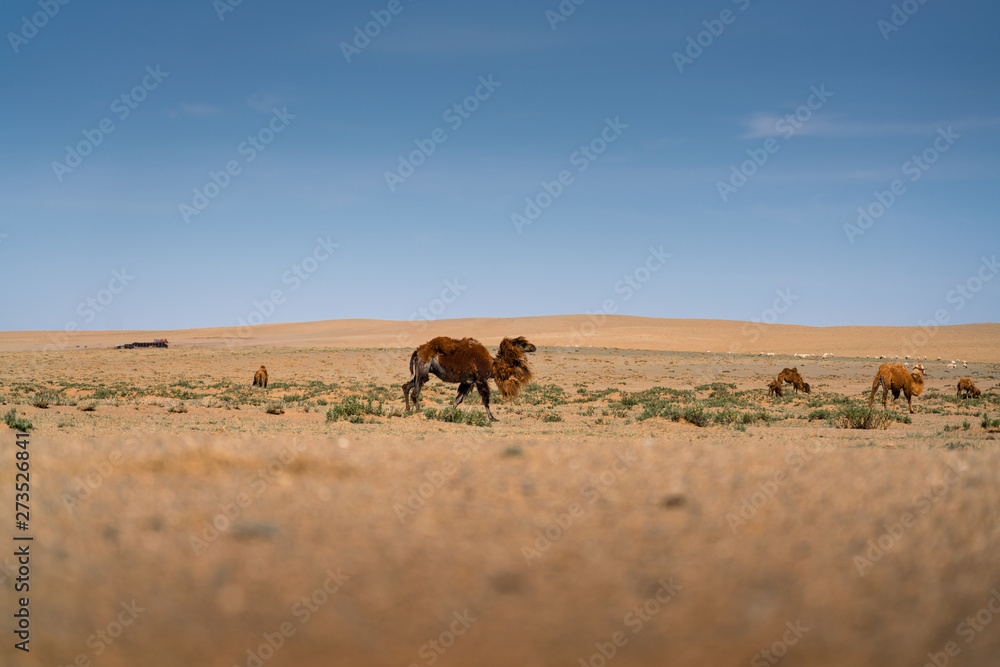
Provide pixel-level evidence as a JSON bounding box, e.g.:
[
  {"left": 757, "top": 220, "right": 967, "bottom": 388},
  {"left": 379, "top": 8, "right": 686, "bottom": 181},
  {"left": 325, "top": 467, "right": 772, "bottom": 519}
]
[{"left": 246, "top": 338, "right": 986, "bottom": 421}]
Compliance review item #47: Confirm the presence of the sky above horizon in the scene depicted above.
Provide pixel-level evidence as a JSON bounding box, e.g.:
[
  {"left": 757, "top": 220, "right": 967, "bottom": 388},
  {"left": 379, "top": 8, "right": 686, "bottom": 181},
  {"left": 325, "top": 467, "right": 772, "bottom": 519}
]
[{"left": 1, "top": 0, "right": 998, "bottom": 333}]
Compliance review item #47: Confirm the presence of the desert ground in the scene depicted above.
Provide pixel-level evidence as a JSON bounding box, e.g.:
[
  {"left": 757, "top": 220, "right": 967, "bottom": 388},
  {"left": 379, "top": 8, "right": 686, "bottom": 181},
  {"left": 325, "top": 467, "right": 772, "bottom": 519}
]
[{"left": 1, "top": 316, "right": 999, "bottom": 666}]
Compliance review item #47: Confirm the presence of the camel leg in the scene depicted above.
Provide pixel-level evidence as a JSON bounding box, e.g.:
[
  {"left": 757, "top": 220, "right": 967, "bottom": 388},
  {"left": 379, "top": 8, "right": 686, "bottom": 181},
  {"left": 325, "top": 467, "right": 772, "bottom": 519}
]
[
  {"left": 402, "top": 380, "right": 413, "bottom": 411},
  {"left": 453, "top": 382, "right": 473, "bottom": 408},
  {"left": 410, "top": 374, "right": 424, "bottom": 412},
  {"left": 476, "top": 380, "right": 497, "bottom": 421}
]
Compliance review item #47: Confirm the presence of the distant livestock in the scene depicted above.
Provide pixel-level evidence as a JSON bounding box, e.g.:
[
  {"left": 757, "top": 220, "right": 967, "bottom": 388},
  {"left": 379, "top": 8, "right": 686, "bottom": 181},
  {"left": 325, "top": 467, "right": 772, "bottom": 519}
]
[
  {"left": 253, "top": 365, "right": 268, "bottom": 389},
  {"left": 768, "top": 379, "right": 783, "bottom": 397}
]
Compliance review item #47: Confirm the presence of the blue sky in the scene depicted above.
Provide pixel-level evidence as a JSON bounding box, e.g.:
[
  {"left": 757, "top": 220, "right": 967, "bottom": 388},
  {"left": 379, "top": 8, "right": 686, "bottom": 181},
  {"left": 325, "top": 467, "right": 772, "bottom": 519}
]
[{"left": 1, "top": 0, "right": 998, "bottom": 332}]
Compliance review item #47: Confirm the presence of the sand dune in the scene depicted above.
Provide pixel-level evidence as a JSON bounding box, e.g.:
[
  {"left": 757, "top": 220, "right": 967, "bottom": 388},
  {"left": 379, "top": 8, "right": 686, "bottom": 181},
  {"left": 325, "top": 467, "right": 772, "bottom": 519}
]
[{"left": 2, "top": 315, "right": 997, "bottom": 362}]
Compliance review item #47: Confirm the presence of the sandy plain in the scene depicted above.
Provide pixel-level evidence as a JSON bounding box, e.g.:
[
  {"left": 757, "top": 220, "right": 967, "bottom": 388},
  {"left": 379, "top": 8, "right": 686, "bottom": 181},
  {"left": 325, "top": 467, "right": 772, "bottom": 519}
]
[{"left": 0, "top": 316, "right": 998, "bottom": 666}]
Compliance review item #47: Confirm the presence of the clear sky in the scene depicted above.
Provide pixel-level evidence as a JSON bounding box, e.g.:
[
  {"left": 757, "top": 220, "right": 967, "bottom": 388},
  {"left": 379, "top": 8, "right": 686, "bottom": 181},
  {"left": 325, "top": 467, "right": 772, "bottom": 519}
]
[{"left": 1, "top": 0, "right": 998, "bottom": 332}]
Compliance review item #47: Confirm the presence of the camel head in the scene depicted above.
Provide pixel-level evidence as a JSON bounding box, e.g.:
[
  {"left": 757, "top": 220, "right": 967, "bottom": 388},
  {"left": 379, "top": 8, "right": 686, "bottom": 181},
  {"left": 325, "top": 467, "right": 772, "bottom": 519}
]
[{"left": 910, "top": 364, "right": 925, "bottom": 395}]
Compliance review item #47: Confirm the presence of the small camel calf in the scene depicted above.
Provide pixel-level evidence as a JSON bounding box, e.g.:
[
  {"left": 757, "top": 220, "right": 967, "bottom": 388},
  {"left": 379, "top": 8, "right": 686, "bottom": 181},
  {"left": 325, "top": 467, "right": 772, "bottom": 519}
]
[
  {"left": 768, "top": 379, "right": 783, "bottom": 397},
  {"left": 957, "top": 377, "right": 981, "bottom": 399},
  {"left": 252, "top": 365, "right": 268, "bottom": 389}
]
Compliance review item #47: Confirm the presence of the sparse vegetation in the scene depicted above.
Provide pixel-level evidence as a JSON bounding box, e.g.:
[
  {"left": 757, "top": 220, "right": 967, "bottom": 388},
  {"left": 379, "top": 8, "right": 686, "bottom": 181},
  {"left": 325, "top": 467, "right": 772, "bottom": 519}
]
[
  {"left": 3, "top": 408, "right": 32, "bottom": 431},
  {"left": 326, "top": 395, "right": 383, "bottom": 422},
  {"left": 423, "top": 407, "right": 492, "bottom": 427},
  {"left": 836, "top": 405, "right": 892, "bottom": 430},
  {"left": 265, "top": 403, "right": 285, "bottom": 415},
  {"left": 167, "top": 405, "right": 189, "bottom": 414}
]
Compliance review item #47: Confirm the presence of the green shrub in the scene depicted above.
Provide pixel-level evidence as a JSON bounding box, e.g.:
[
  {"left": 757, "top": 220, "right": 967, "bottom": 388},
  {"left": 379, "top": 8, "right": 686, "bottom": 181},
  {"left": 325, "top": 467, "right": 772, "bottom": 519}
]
[
  {"left": 423, "top": 407, "right": 491, "bottom": 427},
  {"left": 265, "top": 403, "right": 285, "bottom": 415},
  {"left": 541, "top": 413, "right": 563, "bottom": 423},
  {"left": 682, "top": 406, "right": 709, "bottom": 427},
  {"left": 3, "top": 408, "right": 32, "bottom": 431},
  {"left": 836, "top": 405, "right": 892, "bottom": 430},
  {"left": 326, "top": 395, "right": 383, "bottom": 422},
  {"left": 808, "top": 409, "right": 831, "bottom": 422}
]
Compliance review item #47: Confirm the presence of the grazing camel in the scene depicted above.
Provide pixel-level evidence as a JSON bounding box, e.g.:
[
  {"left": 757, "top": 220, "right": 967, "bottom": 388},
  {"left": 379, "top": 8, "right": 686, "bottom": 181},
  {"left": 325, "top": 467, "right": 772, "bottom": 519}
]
[
  {"left": 957, "top": 377, "right": 981, "bottom": 399},
  {"left": 777, "top": 367, "right": 811, "bottom": 394},
  {"left": 869, "top": 363, "right": 925, "bottom": 413},
  {"left": 768, "top": 379, "right": 783, "bottom": 397},
  {"left": 402, "top": 336, "right": 536, "bottom": 421},
  {"left": 252, "top": 365, "right": 268, "bottom": 389}
]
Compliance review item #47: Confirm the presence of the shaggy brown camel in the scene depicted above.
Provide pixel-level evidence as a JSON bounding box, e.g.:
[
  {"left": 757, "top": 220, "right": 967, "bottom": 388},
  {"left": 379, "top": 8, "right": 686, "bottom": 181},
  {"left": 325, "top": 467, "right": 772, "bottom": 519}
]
[
  {"left": 252, "top": 365, "right": 268, "bottom": 389},
  {"left": 768, "top": 379, "right": 783, "bottom": 397},
  {"left": 957, "top": 377, "right": 981, "bottom": 399},
  {"left": 869, "top": 363, "right": 925, "bottom": 413},
  {"left": 402, "top": 336, "right": 536, "bottom": 421},
  {"left": 777, "top": 367, "right": 810, "bottom": 394}
]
